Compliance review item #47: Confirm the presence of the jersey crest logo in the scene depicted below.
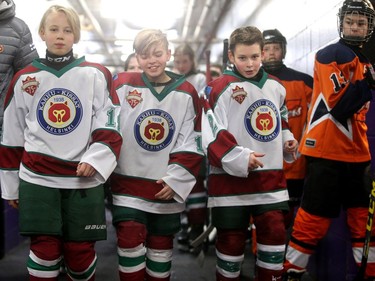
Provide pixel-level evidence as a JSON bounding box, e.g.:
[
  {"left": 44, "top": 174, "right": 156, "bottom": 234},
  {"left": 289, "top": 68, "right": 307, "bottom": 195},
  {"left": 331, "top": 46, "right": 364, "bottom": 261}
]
[
  {"left": 231, "top": 86, "right": 247, "bottom": 104},
  {"left": 244, "top": 99, "right": 280, "bottom": 142},
  {"left": 134, "top": 109, "right": 175, "bottom": 151},
  {"left": 126, "top": 90, "right": 143, "bottom": 108},
  {"left": 37, "top": 88, "right": 83, "bottom": 135},
  {"left": 21, "top": 76, "right": 40, "bottom": 96}
]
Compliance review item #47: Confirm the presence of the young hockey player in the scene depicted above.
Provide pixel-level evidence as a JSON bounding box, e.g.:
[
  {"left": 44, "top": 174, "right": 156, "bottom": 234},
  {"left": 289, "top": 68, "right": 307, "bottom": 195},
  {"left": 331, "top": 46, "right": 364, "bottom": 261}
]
[
  {"left": 283, "top": 0, "right": 375, "bottom": 280},
  {"left": 0, "top": 5, "right": 122, "bottom": 280},
  {"left": 202, "top": 25, "right": 298, "bottom": 281},
  {"left": 111, "top": 29, "right": 203, "bottom": 281},
  {"left": 262, "top": 29, "right": 313, "bottom": 228}
]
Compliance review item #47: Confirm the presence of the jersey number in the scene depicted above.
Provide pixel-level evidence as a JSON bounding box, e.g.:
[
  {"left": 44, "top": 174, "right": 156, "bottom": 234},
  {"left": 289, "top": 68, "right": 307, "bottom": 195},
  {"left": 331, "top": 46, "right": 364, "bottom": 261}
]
[
  {"left": 330, "top": 71, "right": 346, "bottom": 93},
  {"left": 106, "top": 108, "right": 119, "bottom": 130}
]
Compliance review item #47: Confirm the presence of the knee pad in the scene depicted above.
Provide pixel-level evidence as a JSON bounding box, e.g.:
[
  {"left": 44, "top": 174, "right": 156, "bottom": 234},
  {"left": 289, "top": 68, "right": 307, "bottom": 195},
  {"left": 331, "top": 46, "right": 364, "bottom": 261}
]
[
  {"left": 254, "top": 210, "right": 286, "bottom": 245},
  {"left": 28, "top": 235, "right": 63, "bottom": 279},
  {"left": 147, "top": 235, "right": 173, "bottom": 250},
  {"left": 30, "top": 235, "right": 62, "bottom": 260},
  {"left": 216, "top": 229, "right": 247, "bottom": 256},
  {"left": 63, "top": 241, "right": 96, "bottom": 273},
  {"left": 116, "top": 221, "right": 147, "bottom": 248}
]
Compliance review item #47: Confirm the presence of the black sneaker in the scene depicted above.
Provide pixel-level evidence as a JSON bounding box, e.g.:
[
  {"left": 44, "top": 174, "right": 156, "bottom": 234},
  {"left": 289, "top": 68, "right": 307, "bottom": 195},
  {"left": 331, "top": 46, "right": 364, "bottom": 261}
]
[{"left": 283, "top": 270, "right": 305, "bottom": 281}]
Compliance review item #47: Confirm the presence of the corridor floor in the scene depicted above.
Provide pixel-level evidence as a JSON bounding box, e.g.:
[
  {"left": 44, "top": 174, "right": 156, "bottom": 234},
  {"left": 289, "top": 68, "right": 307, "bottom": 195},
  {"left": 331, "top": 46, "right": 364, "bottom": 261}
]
[{"left": 0, "top": 210, "right": 256, "bottom": 281}]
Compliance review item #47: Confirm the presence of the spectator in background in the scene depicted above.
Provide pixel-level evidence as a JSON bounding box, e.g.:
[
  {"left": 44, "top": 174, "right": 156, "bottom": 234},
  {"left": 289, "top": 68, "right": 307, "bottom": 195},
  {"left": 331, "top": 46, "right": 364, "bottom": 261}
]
[
  {"left": 210, "top": 63, "right": 223, "bottom": 80},
  {"left": 262, "top": 29, "right": 313, "bottom": 229},
  {"left": 0, "top": 0, "right": 39, "bottom": 137},
  {"left": 0, "top": 0, "right": 39, "bottom": 260},
  {"left": 124, "top": 52, "right": 142, "bottom": 72},
  {"left": 283, "top": 1, "right": 375, "bottom": 280},
  {"left": 173, "top": 43, "right": 206, "bottom": 92}
]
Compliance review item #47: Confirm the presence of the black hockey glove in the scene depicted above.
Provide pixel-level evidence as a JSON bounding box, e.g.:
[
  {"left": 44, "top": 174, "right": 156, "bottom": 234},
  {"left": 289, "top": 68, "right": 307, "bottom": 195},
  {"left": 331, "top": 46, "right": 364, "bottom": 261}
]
[{"left": 365, "top": 65, "right": 375, "bottom": 90}]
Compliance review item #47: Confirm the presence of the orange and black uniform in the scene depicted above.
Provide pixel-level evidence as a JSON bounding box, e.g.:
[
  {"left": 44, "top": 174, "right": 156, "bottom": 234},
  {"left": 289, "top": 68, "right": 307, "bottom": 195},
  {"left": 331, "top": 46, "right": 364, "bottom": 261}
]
[{"left": 284, "top": 39, "right": 374, "bottom": 276}]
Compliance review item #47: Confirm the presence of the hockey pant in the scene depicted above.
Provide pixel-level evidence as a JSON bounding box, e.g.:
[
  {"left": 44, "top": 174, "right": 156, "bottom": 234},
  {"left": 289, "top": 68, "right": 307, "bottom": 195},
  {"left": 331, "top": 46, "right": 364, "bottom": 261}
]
[
  {"left": 216, "top": 210, "right": 285, "bottom": 281},
  {"left": 285, "top": 207, "right": 375, "bottom": 278},
  {"left": 28, "top": 235, "right": 96, "bottom": 281},
  {"left": 116, "top": 221, "right": 173, "bottom": 281}
]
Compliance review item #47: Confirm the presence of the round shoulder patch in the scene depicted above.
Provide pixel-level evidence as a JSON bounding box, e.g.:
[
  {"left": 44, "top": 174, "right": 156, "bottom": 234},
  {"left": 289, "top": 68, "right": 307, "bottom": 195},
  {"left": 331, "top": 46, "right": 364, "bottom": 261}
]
[
  {"left": 134, "top": 109, "right": 175, "bottom": 151},
  {"left": 244, "top": 99, "right": 280, "bottom": 142},
  {"left": 37, "top": 88, "right": 83, "bottom": 135}
]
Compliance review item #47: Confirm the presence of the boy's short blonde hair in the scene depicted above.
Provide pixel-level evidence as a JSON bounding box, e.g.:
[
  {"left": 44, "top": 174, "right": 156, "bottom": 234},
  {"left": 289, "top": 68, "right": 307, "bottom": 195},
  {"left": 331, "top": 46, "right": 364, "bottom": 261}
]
[
  {"left": 133, "top": 29, "right": 169, "bottom": 56},
  {"left": 229, "top": 26, "right": 263, "bottom": 53},
  {"left": 38, "top": 5, "right": 81, "bottom": 44}
]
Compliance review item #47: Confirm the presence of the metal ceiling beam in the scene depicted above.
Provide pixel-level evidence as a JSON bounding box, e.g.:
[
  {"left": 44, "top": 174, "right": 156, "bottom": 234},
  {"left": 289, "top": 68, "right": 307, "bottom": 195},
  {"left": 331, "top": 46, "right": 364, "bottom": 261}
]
[
  {"left": 196, "top": 0, "right": 232, "bottom": 62},
  {"left": 181, "top": 0, "right": 196, "bottom": 40},
  {"left": 73, "top": 0, "right": 121, "bottom": 66},
  {"left": 193, "top": 0, "right": 213, "bottom": 40}
]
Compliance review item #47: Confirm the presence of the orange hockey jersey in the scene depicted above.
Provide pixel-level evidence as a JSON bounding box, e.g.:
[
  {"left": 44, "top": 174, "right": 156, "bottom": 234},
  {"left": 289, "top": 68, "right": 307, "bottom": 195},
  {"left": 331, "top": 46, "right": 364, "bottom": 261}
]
[
  {"left": 300, "top": 40, "right": 372, "bottom": 162},
  {"left": 266, "top": 65, "right": 313, "bottom": 179}
]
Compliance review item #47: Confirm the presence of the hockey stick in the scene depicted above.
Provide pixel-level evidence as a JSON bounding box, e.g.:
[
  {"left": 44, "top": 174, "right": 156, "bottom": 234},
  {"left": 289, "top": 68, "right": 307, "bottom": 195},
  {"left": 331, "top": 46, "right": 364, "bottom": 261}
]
[
  {"left": 205, "top": 49, "right": 212, "bottom": 84},
  {"left": 190, "top": 224, "right": 215, "bottom": 248},
  {"left": 355, "top": 180, "right": 375, "bottom": 281},
  {"left": 222, "top": 39, "right": 229, "bottom": 72}
]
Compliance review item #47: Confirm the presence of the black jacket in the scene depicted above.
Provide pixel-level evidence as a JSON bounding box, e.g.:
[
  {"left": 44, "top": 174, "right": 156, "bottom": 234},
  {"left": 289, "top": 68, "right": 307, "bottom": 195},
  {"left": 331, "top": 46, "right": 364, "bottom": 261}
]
[{"left": 0, "top": 0, "right": 39, "bottom": 134}]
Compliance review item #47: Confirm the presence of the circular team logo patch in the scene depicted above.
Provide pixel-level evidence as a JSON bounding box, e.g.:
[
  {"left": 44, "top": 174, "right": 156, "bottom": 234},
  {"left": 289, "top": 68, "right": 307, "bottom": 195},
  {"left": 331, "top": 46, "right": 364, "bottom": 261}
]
[
  {"left": 134, "top": 109, "right": 175, "bottom": 151},
  {"left": 244, "top": 99, "right": 280, "bottom": 142},
  {"left": 37, "top": 88, "right": 83, "bottom": 135}
]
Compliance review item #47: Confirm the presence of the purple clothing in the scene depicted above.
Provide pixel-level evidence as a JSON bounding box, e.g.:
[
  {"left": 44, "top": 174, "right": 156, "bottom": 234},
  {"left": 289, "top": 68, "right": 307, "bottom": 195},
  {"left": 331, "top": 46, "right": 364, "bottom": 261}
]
[{"left": 367, "top": 94, "right": 375, "bottom": 176}]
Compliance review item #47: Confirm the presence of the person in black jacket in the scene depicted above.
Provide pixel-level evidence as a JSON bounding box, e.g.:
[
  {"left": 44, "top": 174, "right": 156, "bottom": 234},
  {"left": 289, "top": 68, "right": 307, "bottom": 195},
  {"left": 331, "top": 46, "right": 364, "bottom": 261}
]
[
  {"left": 0, "top": 0, "right": 39, "bottom": 137},
  {"left": 0, "top": 0, "right": 39, "bottom": 260}
]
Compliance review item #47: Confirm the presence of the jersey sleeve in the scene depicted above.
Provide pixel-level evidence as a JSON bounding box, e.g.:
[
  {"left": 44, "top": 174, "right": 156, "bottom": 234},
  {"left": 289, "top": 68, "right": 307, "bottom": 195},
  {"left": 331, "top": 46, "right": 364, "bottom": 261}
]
[
  {"left": 80, "top": 67, "right": 122, "bottom": 182},
  {"left": 279, "top": 87, "right": 297, "bottom": 163},
  {"left": 204, "top": 85, "right": 252, "bottom": 177},
  {"left": 0, "top": 74, "right": 27, "bottom": 200},
  {"left": 162, "top": 89, "right": 204, "bottom": 203}
]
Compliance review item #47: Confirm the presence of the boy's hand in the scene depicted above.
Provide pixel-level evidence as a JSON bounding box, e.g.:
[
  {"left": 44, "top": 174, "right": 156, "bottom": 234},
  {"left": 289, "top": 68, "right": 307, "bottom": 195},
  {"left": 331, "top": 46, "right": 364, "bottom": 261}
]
[
  {"left": 76, "top": 162, "right": 96, "bottom": 177},
  {"left": 155, "top": 180, "right": 175, "bottom": 200},
  {"left": 8, "top": 200, "right": 19, "bottom": 209},
  {"left": 248, "top": 152, "right": 265, "bottom": 171},
  {"left": 284, "top": 140, "right": 298, "bottom": 160}
]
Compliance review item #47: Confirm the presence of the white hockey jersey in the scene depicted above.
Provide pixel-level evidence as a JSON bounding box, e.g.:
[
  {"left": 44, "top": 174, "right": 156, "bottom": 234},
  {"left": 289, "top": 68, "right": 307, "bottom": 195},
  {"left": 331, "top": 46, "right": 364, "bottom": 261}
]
[
  {"left": 0, "top": 57, "right": 122, "bottom": 200},
  {"left": 111, "top": 71, "right": 203, "bottom": 214},
  {"left": 202, "top": 69, "right": 296, "bottom": 208},
  {"left": 185, "top": 72, "right": 206, "bottom": 93}
]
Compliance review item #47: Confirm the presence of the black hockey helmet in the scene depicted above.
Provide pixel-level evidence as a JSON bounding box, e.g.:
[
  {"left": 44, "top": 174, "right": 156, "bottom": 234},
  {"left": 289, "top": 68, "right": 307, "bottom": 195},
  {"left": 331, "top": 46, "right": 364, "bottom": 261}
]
[
  {"left": 262, "top": 29, "right": 287, "bottom": 58},
  {"left": 337, "top": 0, "right": 375, "bottom": 45}
]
